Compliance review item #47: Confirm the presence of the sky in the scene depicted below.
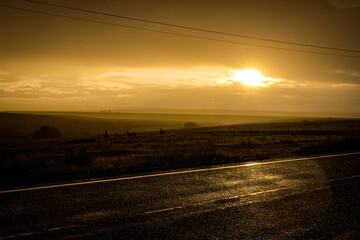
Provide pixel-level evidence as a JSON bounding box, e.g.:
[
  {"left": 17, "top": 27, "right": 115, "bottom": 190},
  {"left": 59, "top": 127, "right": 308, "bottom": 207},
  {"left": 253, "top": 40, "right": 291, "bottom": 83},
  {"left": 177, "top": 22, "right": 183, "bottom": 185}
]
[{"left": 0, "top": 0, "right": 360, "bottom": 113}]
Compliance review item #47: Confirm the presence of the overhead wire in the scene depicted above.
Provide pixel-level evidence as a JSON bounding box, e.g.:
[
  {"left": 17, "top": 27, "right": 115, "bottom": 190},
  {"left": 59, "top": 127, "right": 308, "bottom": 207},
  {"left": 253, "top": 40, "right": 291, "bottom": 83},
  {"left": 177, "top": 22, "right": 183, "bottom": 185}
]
[
  {"left": 0, "top": 4, "right": 359, "bottom": 59},
  {"left": 23, "top": 0, "right": 360, "bottom": 54}
]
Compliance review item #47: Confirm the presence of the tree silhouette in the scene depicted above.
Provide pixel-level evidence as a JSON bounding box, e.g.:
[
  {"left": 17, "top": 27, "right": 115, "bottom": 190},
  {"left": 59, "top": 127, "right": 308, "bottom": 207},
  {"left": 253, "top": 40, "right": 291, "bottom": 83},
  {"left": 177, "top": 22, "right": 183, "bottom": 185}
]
[
  {"left": 184, "top": 122, "right": 198, "bottom": 128},
  {"left": 34, "top": 125, "right": 61, "bottom": 139}
]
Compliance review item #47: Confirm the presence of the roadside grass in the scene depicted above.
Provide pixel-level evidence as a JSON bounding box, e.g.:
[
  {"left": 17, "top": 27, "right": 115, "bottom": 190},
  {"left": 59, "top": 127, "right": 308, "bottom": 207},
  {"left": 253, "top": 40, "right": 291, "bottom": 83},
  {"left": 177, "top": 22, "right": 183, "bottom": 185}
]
[{"left": 0, "top": 118, "right": 359, "bottom": 188}]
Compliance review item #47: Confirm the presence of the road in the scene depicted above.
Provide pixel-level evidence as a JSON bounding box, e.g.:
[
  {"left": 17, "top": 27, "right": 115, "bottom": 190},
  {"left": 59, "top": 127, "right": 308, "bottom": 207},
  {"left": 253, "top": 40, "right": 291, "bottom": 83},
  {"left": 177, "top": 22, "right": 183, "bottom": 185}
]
[{"left": 1, "top": 152, "right": 360, "bottom": 239}]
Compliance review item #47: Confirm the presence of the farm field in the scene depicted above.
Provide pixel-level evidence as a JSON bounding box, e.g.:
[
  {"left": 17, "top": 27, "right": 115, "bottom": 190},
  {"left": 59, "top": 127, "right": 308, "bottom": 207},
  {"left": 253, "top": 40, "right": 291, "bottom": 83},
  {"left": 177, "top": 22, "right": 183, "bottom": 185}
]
[{"left": 0, "top": 111, "right": 359, "bottom": 189}]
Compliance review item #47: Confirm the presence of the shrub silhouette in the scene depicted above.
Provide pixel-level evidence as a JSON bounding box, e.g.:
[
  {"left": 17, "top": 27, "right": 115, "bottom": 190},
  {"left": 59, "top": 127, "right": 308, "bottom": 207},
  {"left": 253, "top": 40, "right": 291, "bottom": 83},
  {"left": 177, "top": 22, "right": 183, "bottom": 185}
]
[
  {"left": 64, "top": 148, "right": 91, "bottom": 168},
  {"left": 77, "top": 148, "right": 90, "bottom": 167},
  {"left": 34, "top": 125, "right": 61, "bottom": 139},
  {"left": 64, "top": 149, "right": 75, "bottom": 166},
  {"left": 184, "top": 122, "right": 199, "bottom": 128}
]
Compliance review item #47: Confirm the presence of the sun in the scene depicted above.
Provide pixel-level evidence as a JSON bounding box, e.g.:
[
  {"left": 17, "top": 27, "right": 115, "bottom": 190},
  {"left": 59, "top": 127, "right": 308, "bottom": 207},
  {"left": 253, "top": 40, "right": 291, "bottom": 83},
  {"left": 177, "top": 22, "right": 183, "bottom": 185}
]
[{"left": 231, "top": 69, "right": 267, "bottom": 87}]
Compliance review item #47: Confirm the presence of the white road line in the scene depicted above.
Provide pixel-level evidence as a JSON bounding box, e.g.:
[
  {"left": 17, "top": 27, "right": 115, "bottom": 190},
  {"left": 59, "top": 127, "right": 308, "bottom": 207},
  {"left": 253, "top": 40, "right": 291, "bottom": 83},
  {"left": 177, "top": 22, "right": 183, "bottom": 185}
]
[
  {"left": 0, "top": 225, "right": 77, "bottom": 240},
  {"left": 1, "top": 152, "right": 359, "bottom": 194}
]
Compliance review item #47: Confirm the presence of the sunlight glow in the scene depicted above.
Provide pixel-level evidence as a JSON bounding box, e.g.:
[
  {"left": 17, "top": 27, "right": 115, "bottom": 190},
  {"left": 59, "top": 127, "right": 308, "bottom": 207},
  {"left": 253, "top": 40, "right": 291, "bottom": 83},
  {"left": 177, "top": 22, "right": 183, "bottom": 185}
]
[{"left": 231, "top": 69, "right": 280, "bottom": 87}]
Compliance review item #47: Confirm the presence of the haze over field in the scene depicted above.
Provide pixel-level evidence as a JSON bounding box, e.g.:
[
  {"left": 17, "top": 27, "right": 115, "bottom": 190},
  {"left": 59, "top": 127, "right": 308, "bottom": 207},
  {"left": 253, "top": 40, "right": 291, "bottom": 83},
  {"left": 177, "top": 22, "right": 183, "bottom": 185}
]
[{"left": 1, "top": 0, "right": 360, "bottom": 113}]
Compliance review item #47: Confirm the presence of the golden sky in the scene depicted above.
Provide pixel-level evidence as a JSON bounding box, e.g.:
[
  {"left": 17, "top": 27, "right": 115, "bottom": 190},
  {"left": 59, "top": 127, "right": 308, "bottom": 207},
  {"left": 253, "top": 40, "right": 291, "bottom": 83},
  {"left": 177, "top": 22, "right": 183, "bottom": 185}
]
[{"left": 0, "top": 0, "right": 360, "bottom": 113}]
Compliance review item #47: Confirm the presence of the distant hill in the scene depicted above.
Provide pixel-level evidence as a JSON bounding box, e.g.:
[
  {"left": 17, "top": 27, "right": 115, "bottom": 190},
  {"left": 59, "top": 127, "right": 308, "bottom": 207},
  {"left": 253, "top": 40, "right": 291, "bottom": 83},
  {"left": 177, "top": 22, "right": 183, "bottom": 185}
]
[
  {"left": 0, "top": 112, "right": 182, "bottom": 136},
  {"left": 0, "top": 111, "right": 338, "bottom": 137}
]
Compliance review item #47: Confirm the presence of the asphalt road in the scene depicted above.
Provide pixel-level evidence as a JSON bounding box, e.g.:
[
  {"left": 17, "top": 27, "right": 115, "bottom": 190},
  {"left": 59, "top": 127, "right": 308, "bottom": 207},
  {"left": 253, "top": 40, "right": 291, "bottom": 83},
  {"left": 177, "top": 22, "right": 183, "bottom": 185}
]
[{"left": 1, "top": 152, "right": 360, "bottom": 239}]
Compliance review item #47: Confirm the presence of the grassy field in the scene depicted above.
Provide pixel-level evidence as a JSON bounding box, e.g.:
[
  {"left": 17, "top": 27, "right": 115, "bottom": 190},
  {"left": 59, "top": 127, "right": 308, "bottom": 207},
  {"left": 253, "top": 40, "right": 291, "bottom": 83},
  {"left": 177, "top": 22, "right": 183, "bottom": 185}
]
[
  {"left": 0, "top": 112, "right": 359, "bottom": 189},
  {"left": 0, "top": 111, "right": 295, "bottom": 136}
]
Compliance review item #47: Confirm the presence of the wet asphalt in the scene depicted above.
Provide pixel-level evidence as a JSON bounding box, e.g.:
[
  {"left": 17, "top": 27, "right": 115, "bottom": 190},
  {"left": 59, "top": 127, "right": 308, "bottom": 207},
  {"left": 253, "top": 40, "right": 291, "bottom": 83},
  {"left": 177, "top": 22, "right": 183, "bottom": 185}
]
[{"left": 1, "top": 153, "right": 360, "bottom": 239}]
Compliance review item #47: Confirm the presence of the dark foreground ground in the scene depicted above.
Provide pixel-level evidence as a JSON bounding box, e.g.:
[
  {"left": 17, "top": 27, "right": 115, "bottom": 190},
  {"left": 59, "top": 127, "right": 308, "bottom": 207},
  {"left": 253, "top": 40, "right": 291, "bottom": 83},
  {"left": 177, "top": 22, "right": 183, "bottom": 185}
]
[
  {"left": 1, "top": 153, "right": 359, "bottom": 239},
  {"left": 1, "top": 118, "right": 359, "bottom": 188}
]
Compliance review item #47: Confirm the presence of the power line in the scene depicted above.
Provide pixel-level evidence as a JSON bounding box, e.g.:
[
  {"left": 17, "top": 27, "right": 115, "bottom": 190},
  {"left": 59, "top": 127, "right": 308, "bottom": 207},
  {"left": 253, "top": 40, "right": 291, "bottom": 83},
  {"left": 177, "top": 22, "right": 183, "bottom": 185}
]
[
  {"left": 1, "top": 4, "right": 360, "bottom": 59},
  {"left": 23, "top": 0, "right": 360, "bottom": 54}
]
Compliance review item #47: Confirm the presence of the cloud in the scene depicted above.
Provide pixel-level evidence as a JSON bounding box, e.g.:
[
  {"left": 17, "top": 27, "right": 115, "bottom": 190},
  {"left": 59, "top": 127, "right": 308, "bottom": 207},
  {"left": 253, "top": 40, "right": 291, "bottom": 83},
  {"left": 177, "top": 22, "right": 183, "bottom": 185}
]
[
  {"left": 327, "top": 0, "right": 360, "bottom": 8},
  {"left": 0, "top": 67, "right": 359, "bottom": 112},
  {"left": 334, "top": 69, "right": 360, "bottom": 78},
  {"left": 117, "top": 94, "right": 136, "bottom": 98}
]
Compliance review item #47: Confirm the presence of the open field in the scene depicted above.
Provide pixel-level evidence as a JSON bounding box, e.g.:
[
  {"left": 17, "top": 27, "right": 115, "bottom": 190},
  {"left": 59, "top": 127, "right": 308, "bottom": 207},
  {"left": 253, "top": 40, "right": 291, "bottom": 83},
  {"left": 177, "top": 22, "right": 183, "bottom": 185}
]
[
  {"left": 0, "top": 112, "right": 359, "bottom": 189},
  {"left": 0, "top": 111, "right": 296, "bottom": 136}
]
